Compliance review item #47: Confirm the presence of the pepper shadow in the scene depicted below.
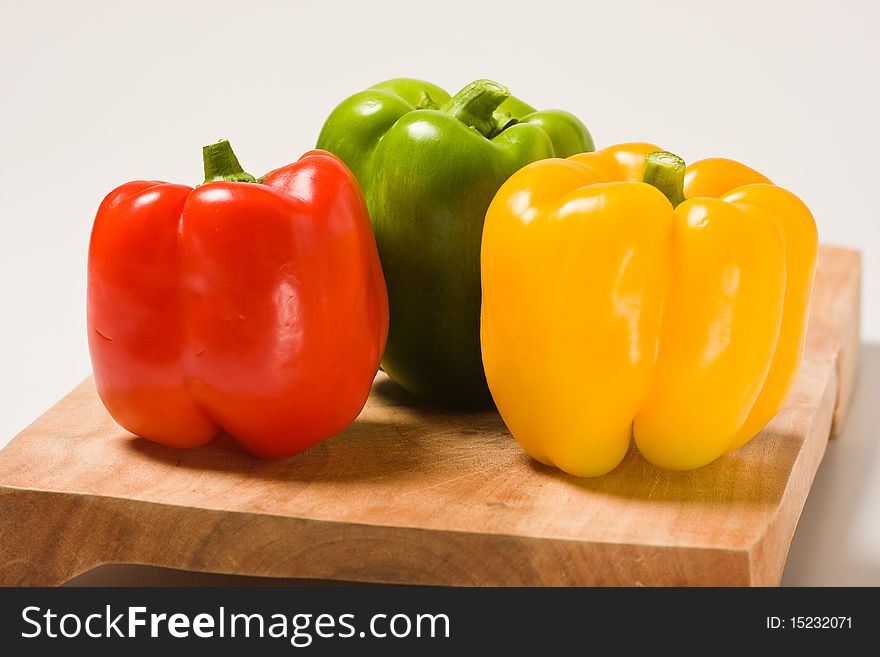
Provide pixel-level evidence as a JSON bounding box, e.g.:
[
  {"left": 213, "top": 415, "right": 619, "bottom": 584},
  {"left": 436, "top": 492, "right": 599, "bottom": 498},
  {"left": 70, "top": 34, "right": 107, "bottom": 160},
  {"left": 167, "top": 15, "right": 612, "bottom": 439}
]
[
  {"left": 124, "top": 375, "right": 506, "bottom": 485},
  {"left": 370, "top": 374, "right": 499, "bottom": 414},
  {"left": 123, "top": 417, "right": 436, "bottom": 485},
  {"left": 523, "top": 438, "right": 794, "bottom": 506},
  {"left": 374, "top": 373, "right": 809, "bottom": 506}
]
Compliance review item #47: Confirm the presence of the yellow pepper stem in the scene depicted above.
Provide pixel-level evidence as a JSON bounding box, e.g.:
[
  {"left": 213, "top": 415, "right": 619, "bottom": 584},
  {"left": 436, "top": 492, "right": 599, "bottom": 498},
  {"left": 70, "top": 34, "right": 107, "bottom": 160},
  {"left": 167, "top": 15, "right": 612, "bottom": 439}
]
[{"left": 643, "top": 151, "right": 686, "bottom": 208}]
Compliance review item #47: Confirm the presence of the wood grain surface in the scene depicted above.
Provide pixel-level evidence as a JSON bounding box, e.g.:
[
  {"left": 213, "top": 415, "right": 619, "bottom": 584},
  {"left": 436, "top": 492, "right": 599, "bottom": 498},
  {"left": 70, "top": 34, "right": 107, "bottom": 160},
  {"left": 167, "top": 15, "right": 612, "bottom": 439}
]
[{"left": 0, "top": 246, "right": 861, "bottom": 586}]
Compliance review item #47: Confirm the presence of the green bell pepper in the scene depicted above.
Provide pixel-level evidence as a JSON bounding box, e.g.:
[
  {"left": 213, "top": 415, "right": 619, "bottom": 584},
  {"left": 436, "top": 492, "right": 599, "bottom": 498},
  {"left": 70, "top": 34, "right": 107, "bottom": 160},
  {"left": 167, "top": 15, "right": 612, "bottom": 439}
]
[{"left": 317, "top": 78, "right": 594, "bottom": 408}]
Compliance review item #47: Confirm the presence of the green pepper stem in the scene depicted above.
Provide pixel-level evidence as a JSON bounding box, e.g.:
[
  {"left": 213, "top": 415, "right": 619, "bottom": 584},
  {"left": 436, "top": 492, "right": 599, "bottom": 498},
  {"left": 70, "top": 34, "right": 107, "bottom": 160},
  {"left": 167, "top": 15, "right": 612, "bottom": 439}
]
[
  {"left": 416, "top": 91, "right": 440, "bottom": 110},
  {"left": 643, "top": 151, "right": 686, "bottom": 208},
  {"left": 202, "top": 139, "right": 257, "bottom": 184},
  {"left": 443, "top": 79, "right": 511, "bottom": 138}
]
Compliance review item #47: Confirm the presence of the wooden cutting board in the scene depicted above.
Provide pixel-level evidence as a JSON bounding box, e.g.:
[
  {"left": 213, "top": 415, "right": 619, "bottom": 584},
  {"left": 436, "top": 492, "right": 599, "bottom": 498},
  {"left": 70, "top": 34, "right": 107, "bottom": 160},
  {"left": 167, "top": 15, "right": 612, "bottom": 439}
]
[{"left": 0, "top": 246, "right": 860, "bottom": 586}]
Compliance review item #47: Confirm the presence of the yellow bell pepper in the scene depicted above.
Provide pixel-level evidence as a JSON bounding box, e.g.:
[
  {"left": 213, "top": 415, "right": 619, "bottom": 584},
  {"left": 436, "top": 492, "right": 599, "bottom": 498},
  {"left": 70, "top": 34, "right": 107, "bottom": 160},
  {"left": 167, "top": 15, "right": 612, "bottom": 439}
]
[{"left": 480, "top": 143, "right": 818, "bottom": 476}]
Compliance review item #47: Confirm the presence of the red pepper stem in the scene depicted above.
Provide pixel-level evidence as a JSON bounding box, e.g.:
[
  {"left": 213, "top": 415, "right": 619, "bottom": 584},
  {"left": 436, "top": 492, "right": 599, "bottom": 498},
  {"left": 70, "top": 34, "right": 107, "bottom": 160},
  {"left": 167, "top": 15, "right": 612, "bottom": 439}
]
[
  {"left": 443, "top": 79, "right": 510, "bottom": 139},
  {"left": 202, "top": 139, "right": 257, "bottom": 184},
  {"left": 643, "top": 151, "right": 686, "bottom": 208}
]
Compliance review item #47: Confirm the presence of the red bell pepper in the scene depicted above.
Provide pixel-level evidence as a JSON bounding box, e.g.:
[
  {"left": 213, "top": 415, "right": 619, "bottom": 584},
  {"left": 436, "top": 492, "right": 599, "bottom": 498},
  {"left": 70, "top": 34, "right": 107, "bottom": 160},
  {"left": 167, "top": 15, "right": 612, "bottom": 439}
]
[{"left": 87, "top": 141, "right": 388, "bottom": 459}]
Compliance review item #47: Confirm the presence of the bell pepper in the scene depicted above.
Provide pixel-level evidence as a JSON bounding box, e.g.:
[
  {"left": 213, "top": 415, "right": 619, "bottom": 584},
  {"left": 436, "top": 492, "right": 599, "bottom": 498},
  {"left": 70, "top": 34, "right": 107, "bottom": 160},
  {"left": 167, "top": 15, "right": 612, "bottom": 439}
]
[
  {"left": 317, "top": 78, "right": 593, "bottom": 407},
  {"left": 87, "top": 141, "right": 388, "bottom": 459},
  {"left": 481, "top": 143, "right": 817, "bottom": 476}
]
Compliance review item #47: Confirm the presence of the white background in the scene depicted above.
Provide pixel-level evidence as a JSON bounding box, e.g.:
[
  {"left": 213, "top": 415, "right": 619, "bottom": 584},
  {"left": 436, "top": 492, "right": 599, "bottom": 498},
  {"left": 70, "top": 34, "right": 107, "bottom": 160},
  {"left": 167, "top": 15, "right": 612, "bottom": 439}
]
[{"left": 1, "top": 0, "right": 878, "bottom": 585}]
